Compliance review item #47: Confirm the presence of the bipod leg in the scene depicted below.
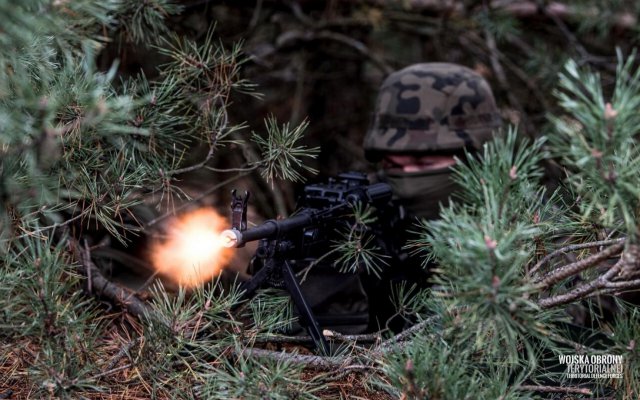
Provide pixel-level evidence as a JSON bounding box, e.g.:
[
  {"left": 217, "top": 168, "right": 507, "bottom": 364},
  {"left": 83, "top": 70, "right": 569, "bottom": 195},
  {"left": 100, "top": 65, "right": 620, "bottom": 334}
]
[
  {"left": 238, "top": 262, "right": 271, "bottom": 302},
  {"left": 282, "top": 260, "right": 330, "bottom": 355}
]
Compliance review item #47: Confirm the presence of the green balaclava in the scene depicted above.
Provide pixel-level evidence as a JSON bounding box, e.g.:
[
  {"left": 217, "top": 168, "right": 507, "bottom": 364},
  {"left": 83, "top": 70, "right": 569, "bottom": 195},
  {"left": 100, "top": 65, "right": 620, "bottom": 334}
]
[{"left": 381, "top": 166, "right": 459, "bottom": 220}]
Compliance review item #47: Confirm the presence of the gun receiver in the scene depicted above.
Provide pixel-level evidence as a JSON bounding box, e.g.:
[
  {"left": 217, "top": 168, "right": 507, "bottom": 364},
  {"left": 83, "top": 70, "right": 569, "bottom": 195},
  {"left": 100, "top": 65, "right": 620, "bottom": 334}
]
[
  {"left": 222, "top": 177, "right": 391, "bottom": 249},
  {"left": 225, "top": 172, "right": 393, "bottom": 354}
]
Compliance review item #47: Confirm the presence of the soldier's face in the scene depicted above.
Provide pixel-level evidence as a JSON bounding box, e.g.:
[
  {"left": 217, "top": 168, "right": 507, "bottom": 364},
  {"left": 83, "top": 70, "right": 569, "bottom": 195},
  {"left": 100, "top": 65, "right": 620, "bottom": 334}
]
[{"left": 382, "top": 154, "right": 456, "bottom": 173}]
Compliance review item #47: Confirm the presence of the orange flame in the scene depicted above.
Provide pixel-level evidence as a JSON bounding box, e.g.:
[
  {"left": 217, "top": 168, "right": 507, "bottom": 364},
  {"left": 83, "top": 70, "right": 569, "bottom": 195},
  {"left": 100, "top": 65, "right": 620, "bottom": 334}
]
[{"left": 151, "top": 208, "right": 233, "bottom": 288}]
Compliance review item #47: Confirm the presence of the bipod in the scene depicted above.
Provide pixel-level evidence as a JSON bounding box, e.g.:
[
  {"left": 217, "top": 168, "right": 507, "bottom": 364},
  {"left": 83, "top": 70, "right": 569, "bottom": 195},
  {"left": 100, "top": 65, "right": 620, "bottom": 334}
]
[{"left": 239, "top": 239, "right": 330, "bottom": 355}]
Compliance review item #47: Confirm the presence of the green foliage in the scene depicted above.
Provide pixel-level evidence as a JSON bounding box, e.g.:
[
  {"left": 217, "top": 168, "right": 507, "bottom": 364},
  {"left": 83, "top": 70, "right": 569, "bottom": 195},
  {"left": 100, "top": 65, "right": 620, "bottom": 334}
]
[
  {"left": 331, "top": 202, "right": 389, "bottom": 278},
  {"left": 609, "top": 304, "right": 640, "bottom": 397},
  {"left": 401, "top": 130, "right": 570, "bottom": 389},
  {"left": 0, "top": 0, "right": 118, "bottom": 54},
  {"left": 0, "top": 236, "right": 108, "bottom": 397},
  {"left": 0, "top": 0, "right": 316, "bottom": 249},
  {"left": 379, "top": 335, "right": 531, "bottom": 399},
  {"left": 4, "top": 1, "right": 640, "bottom": 398},
  {"left": 117, "top": 0, "right": 183, "bottom": 45},
  {"left": 388, "top": 283, "right": 430, "bottom": 326},
  {"left": 247, "top": 289, "right": 295, "bottom": 334},
  {"left": 474, "top": 9, "right": 521, "bottom": 43},
  {"left": 199, "top": 353, "right": 321, "bottom": 400},
  {"left": 253, "top": 116, "right": 319, "bottom": 184},
  {"left": 0, "top": 1, "right": 326, "bottom": 397},
  {"left": 388, "top": 53, "right": 640, "bottom": 398},
  {"left": 1, "top": 237, "right": 89, "bottom": 338},
  {"left": 138, "top": 281, "right": 243, "bottom": 394},
  {"left": 550, "top": 50, "right": 640, "bottom": 235},
  {"left": 133, "top": 281, "right": 325, "bottom": 397},
  {"left": 157, "top": 27, "right": 256, "bottom": 104}
]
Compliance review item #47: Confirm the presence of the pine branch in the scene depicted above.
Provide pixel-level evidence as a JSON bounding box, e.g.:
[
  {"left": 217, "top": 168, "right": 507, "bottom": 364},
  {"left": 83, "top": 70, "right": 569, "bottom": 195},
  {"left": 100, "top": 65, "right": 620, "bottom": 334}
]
[
  {"left": 535, "top": 240, "right": 625, "bottom": 289},
  {"left": 537, "top": 244, "right": 640, "bottom": 308},
  {"left": 529, "top": 237, "right": 626, "bottom": 276},
  {"left": 253, "top": 116, "right": 318, "bottom": 184},
  {"left": 9, "top": 211, "right": 88, "bottom": 241},
  {"left": 167, "top": 105, "right": 228, "bottom": 176},
  {"left": 89, "top": 363, "right": 134, "bottom": 381}
]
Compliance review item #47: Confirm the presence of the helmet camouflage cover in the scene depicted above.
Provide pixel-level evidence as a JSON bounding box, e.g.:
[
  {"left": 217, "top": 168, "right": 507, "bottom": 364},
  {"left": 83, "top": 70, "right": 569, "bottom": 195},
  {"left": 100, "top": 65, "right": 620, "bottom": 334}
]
[{"left": 363, "top": 63, "right": 502, "bottom": 161}]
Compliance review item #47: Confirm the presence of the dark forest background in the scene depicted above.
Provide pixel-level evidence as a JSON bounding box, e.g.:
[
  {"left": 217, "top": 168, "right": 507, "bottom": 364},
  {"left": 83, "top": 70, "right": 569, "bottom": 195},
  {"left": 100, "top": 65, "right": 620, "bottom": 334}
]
[{"left": 107, "top": 0, "right": 639, "bottom": 216}]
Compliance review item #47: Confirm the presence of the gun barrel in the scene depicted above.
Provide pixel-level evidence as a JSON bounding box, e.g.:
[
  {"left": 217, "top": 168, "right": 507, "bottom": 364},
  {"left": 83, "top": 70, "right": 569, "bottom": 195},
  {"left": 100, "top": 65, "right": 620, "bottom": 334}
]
[
  {"left": 222, "top": 181, "right": 392, "bottom": 249},
  {"left": 221, "top": 212, "right": 315, "bottom": 248}
]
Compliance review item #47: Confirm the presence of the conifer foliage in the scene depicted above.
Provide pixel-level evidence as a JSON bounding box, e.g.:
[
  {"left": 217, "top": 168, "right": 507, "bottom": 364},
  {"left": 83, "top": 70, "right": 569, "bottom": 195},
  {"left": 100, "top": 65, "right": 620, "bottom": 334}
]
[
  {"left": 1, "top": 1, "right": 640, "bottom": 399},
  {"left": 0, "top": 1, "right": 315, "bottom": 398}
]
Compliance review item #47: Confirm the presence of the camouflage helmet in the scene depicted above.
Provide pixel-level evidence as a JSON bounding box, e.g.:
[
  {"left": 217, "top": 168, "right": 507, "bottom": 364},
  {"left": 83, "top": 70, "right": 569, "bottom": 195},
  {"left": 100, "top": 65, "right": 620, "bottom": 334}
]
[{"left": 363, "top": 63, "right": 501, "bottom": 161}]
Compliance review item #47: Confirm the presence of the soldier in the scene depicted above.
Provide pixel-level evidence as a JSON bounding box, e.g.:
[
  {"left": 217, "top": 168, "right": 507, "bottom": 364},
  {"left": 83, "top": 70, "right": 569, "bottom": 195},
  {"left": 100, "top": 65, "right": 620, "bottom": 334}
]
[
  {"left": 257, "top": 63, "right": 502, "bottom": 337},
  {"left": 361, "top": 63, "right": 502, "bottom": 331},
  {"left": 363, "top": 62, "right": 502, "bottom": 220}
]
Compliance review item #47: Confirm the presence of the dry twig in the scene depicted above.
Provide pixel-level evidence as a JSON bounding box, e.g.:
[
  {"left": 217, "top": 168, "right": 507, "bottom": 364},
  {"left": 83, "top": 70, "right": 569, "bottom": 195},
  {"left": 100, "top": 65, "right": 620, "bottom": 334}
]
[
  {"left": 75, "top": 241, "right": 153, "bottom": 319},
  {"left": 243, "top": 348, "right": 354, "bottom": 370},
  {"left": 519, "top": 384, "right": 592, "bottom": 395},
  {"left": 242, "top": 316, "right": 438, "bottom": 371},
  {"left": 250, "top": 331, "right": 383, "bottom": 345}
]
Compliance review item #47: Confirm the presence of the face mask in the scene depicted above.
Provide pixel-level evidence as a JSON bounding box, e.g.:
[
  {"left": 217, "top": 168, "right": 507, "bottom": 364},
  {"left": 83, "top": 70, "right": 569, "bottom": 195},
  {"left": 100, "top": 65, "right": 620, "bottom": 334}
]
[{"left": 381, "top": 167, "right": 458, "bottom": 220}]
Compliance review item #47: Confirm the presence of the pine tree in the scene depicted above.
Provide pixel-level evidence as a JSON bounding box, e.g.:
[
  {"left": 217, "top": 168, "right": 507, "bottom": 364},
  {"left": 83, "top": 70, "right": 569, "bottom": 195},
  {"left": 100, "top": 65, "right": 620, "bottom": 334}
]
[
  {"left": 1, "top": 1, "right": 318, "bottom": 398},
  {"left": 379, "top": 54, "right": 640, "bottom": 399},
  {"left": 2, "top": 1, "right": 640, "bottom": 399}
]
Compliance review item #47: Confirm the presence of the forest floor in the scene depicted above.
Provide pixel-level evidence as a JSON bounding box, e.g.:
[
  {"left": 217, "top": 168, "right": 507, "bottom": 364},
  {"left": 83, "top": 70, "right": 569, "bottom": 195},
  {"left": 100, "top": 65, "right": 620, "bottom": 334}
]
[{"left": 0, "top": 310, "right": 394, "bottom": 399}]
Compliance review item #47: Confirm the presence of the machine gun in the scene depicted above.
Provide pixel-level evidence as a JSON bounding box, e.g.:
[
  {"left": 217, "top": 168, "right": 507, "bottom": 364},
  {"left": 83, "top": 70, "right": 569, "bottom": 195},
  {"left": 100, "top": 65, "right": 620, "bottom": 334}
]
[{"left": 221, "top": 172, "right": 397, "bottom": 354}]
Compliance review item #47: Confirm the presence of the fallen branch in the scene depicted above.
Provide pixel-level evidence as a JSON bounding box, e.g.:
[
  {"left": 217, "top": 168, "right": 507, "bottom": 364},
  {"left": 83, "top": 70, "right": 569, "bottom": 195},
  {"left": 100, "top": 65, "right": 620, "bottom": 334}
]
[
  {"left": 242, "top": 315, "right": 439, "bottom": 370},
  {"left": 90, "top": 363, "right": 134, "bottom": 381},
  {"left": 518, "top": 384, "right": 592, "bottom": 395},
  {"left": 249, "top": 330, "right": 383, "bottom": 345},
  {"left": 104, "top": 337, "right": 143, "bottom": 372},
  {"left": 242, "top": 348, "right": 354, "bottom": 370},
  {"left": 602, "top": 279, "right": 640, "bottom": 290},
  {"left": 75, "top": 241, "right": 154, "bottom": 319},
  {"left": 378, "top": 316, "right": 438, "bottom": 353}
]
